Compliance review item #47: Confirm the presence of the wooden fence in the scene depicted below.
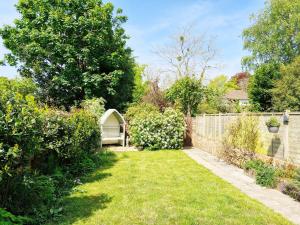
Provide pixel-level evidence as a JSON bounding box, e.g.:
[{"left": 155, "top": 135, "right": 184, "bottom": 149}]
[{"left": 192, "top": 112, "right": 300, "bottom": 165}]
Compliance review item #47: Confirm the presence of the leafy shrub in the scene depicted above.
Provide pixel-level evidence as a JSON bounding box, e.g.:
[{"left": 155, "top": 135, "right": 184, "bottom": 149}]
[
  {"left": 0, "top": 77, "right": 37, "bottom": 98},
  {"left": 275, "top": 163, "right": 297, "bottom": 179},
  {"left": 244, "top": 159, "right": 265, "bottom": 171},
  {"left": 281, "top": 169, "right": 300, "bottom": 201},
  {"left": 129, "top": 108, "right": 185, "bottom": 150},
  {"left": 4, "top": 175, "right": 56, "bottom": 222},
  {"left": 222, "top": 114, "right": 261, "bottom": 167},
  {"left": 0, "top": 208, "right": 30, "bottom": 225},
  {"left": 81, "top": 98, "right": 105, "bottom": 121},
  {"left": 0, "top": 79, "right": 101, "bottom": 223},
  {"left": 35, "top": 108, "right": 101, "bottom": 174},
  {"left": 166, "top": 76, "right": 204, "bottom": 116},
  {"left": 125, "top": 103, "right": 159, "bottom": 124},
  {"left": 244, "top": 159, "right": 277, "bottom": 187},
  {"left": 265, "top": 116, "right": 280, "bottom": 127},
  {"left": 256, "top": 165, "right": 277, "bottom": 187},
  {"left": 0, "top": 94, "right": 43, "bottom": 180}
]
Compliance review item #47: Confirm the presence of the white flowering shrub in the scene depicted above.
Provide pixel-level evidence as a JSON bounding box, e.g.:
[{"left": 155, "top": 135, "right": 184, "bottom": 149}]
[{"left": 129, "top": 108, "right": 185, "bottom": 150}]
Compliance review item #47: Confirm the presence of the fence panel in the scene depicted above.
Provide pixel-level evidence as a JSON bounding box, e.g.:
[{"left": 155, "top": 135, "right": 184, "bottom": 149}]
[{"left": 191, "top": 112, "right": 300, "bottom": 165}]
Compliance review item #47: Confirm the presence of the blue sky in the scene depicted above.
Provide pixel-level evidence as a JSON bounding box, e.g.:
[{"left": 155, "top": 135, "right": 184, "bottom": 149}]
[{"left": 0, "top": 0, "right": 265, "bottom": 80}]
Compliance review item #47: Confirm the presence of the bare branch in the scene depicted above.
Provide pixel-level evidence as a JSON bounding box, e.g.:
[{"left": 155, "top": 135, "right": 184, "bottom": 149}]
[{"left": 154, "top": 24, "right": 219, "bottom": 80}]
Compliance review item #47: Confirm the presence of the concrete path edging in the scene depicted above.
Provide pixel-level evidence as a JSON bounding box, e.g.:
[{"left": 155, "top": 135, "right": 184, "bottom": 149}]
[{"left": 183, "top": 148, "right": 300, "bottom": 225}]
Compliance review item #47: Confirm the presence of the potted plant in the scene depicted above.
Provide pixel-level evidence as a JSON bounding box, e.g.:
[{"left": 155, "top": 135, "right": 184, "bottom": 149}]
[{"left": 266, "top": 116, "right": 280, "bottom": 133}]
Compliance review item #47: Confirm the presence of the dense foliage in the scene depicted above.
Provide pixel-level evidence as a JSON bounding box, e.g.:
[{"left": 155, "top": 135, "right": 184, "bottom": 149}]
[
  {"left": 242, "top": 0, "right": 300, "bottom": 69},
  {"left": 125, "top": 103, "right": 159, "bottom": 125},
  {"left": 243, "top": 0, "right": 300, "bottom": 111},
  {"left": 273, "top": 56, "right": 300, "bottom": 111},
  {"left": 198, "top": 75, "right": 238, "bottom": 114},
  {"left": 166, "top": 76, "right": 204, "bottom": 116},
  {"left": 132, "top": 65, "right": 149, "bottom": 103},
  {"left": 129, "top": 108, "right": 185, "bottom": 150},
  {"left": 248, "top": 63, "right": 280, "bottom": 111},
  {"left": 0, "top": 208, "right": 30, "bottom": 225},
  {"left": 0, "top": 78, "right": 102, "bottom": 223},
  {"left": 244, "top": 160, "right": 277, "bottom": 187},
  {"left": 0, "top": 0, "right": 135, "bottom": 110},
  {"left": 81, "top": 98, "right": 105, "bottom": 121}
]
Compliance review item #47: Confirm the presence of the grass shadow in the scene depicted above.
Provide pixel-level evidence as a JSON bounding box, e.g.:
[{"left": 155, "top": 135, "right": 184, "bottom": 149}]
[
  {"left": 82, "top": 172, "right": 112, "bottom": 183},
  {"left": 94, "top": 150, "right": 119, "bottom": 170},
  {"left": 53, "top": 194, "right": 112, "bottom": 225},
  {"left": 47, "top": 150, "right": 118, "bottom": 224}
]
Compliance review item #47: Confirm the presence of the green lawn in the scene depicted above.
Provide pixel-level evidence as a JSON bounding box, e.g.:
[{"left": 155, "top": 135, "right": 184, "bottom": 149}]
[{"left": 51, "top": 150, "right": 293, "bottom": 225}]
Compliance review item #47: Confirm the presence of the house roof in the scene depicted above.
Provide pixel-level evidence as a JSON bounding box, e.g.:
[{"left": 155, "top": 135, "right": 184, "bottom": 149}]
[
  {"left": 224, "top": 90, "right": 248, "bottom": 100},
  {"left": 100, "top": 109, "right": 125, "bottom": 125}
]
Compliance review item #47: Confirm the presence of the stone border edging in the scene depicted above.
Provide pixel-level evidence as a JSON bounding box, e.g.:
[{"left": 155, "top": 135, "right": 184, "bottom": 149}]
[{"left": 183, "top": 148, "right": 300, "bottom": 225}]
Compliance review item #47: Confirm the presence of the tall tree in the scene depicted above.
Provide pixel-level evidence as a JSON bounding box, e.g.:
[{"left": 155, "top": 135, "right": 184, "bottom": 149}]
[
  {"left": 166, "top": 76, "right": 204, "bottom": 116},
  {"left": 242, "top": 0, "right": 300, "bottom": 111},
  {"left": 0, "top": 0, "right": 135, "bottom": 110},
  {"left": 242, "top": 0, "right": 300, "bottom": 69},
  {"left": 273, "top": 57, "right": 300, "bottom": 111},
  {"left": 248, "top": 63, "right": 280, "bottom": 111}
]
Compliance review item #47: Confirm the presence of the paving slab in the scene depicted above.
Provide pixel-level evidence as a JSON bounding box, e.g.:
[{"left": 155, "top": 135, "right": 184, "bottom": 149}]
[{"left": 183, "top": 148, "right": 300, "bottom": 225}]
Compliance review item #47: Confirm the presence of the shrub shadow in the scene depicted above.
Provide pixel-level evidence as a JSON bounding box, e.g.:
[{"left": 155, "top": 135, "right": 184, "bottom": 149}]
[
  {"left": 56, "top": 194, "right": 112, "bottom": 225},
  {"left": 49, "top": 150, "right": 118, "bottom": 224},
  {"left": 82, "top": 172, "right": 112, "bottom": 183},
  {"left": 95, "top": 150, "right": 119, "bottom": 170}
]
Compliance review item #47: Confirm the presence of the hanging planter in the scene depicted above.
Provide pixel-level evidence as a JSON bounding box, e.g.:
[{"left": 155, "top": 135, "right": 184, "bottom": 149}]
[{"left": 266, "top": 116, "right": 280, "bottom": 133}]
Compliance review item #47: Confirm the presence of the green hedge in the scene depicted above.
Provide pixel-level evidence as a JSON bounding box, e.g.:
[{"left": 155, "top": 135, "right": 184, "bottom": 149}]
[
  {"left": 129, "top": 108, "right": 185, "bottom": 150},
  {"left": 0, "top": 78, "right": 102, "bottom": 223}
]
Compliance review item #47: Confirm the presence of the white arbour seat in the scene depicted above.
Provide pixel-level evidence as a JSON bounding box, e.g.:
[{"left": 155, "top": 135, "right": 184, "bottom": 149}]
[{"left": 100, "top": 109, "right": 125, "bottom": 147}]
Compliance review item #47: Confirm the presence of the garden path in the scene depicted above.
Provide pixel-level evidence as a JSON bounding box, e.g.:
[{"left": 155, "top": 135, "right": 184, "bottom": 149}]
[{"left": 183, "top": 148, "right": 300, "bottom": 225}]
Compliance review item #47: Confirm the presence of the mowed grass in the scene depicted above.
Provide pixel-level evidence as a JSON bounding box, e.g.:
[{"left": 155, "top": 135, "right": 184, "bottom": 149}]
[{"left": 51, "top": 150, "right": 293, "bottom": 225}]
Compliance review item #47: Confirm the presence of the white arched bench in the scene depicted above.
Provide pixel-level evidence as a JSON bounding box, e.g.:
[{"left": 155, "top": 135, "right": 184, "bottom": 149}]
[{"left": 100, "top": 109, "right": 125, "bottom": 147}]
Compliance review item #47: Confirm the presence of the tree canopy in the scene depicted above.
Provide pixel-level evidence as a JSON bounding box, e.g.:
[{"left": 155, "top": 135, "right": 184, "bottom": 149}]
[
  {"left": 132, "top": 64, "right": 149, "bottom": 103},
  {"left": 166, "top": 76, "right": 204, "bottom": 116},
  {"left": 242, "top": 0, "right": 300, "bottom": 69},
  {"left": 248, "top": 63, "right": 280, "bottom": 111},
  {"left": 0, "top": 0, "right": 135, "bottom": 110},
  {"left": 198, "top": 75, "right": 238, "bottom": 114},
  {"left": 272, "top": 57, "right": 300, "bottom": 111}
]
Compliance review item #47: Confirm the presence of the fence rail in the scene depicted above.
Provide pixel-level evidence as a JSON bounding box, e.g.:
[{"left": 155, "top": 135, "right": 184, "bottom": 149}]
[{"left": 191, "top": 112, "right": 300, "bottom": 165}]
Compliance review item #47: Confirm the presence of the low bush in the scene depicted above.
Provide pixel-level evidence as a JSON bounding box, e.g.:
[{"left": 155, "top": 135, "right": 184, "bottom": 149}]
[
  {"left": 222, "top": 114, "right": 261, "bottom": 167},
  {"left": 281, "top": 169, "right": 300, "bottom": 201},
  {"left": 129, "top": 108, "right": 185, "bottom": 150},
  {"left": 244, "top": 159, "right": 277, "bottom": 187},
  {"left": 256, "top": 165, "right": 277, "bottom": 187}
]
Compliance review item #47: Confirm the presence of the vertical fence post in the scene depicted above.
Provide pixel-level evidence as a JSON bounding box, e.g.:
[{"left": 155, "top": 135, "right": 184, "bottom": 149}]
[
  {"left": 283, "top": 111, "right": 290, "bottom": 160},
  {"left": 203, "top": 113, "right": 206, "bottom": 137},
  {"left": 218, "top": 113, "right": 222, "bottom": 139}
]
